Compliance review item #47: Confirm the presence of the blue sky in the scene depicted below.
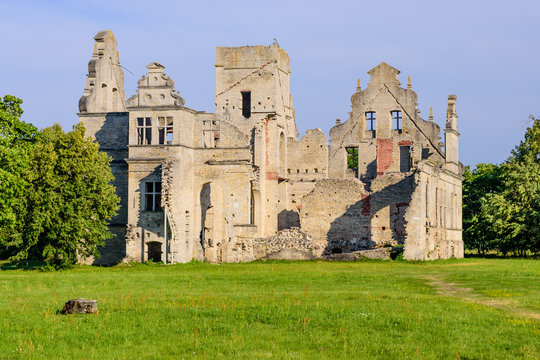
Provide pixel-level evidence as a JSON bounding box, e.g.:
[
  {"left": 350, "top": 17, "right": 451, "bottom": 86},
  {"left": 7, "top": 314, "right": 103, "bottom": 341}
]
[{"left": 1, "top": 0, "right": 539, "bottom": 166}]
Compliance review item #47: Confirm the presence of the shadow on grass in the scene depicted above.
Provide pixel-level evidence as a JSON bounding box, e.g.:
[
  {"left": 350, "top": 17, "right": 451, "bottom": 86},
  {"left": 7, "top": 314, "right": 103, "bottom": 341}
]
[
  {"left": 0, "top": 259, "right": 48, "bottom": 271},
  {"left": 464, "top": 251, "right": 540, "bottom": 259}
]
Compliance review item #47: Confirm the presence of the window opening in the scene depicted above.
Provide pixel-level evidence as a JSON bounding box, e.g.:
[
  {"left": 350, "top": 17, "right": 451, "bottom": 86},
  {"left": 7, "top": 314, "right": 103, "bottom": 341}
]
[
  {"left": 425, "top": 183, "right": 429, "bottom": 220},
  {"left": 158, "top": 117, "right": 174, "bottom": 145},
  {"left": 249, "top": 182, "right": 255, "bottom": 225},
  {"left": 392, "top": 110, "right": 402, "bottom": 132},
  {"left": 346, "top": 147, "right": 359, "bottom": 177},
  {"left": 454, "top": 193, "right": 458, "bottom": 228},
  {"left": 241, "top": 91, "right": 251, "bottom": 118},
  {"left": 399, "top": 146, "right": 411, "bottom": 172},
  {"left": 443, "top": 189, "right": 447, "bottom": 228},
  {"left": 435, "top": 188, "right": 439, "bottom": 226},
  {"left": 202, "top": 120, "right": 220, "bottom": 148},
  {"left": 439, "top": 189, "right": 444, "bottom": 227},
  {"left": 144, "top": 181, "right": 162, "bottom": 211},
  {"left": 137, "top": 117, "right": 152, "bottom": 145},
  {"left": 366, "top": 111, "right": 376, "bottom": 137}
]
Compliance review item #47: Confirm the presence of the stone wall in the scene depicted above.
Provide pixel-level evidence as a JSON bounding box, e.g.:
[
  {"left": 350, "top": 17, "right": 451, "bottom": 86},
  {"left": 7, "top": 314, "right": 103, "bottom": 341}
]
[
  {"left": 300, "top": 179, "right": 370, "bottom": 256},
  {"left": 253, "top": 227, "right": 313, "bottom": 259}
]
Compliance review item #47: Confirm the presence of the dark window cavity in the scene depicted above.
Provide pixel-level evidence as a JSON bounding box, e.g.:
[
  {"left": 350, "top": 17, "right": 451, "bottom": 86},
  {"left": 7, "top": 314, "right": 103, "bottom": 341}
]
[
  {"left": 241, "top": 91, "right": 251, "bottom": 118},
  {"left": 400, "top": 146, "right": 411, "bottom": 172}
]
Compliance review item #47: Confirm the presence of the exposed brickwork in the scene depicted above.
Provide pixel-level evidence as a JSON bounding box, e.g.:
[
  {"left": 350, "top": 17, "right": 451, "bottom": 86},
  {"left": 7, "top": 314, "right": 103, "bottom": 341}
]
[
  {"left": 361, "top": 194, "right": 371, "bottom": 216},
  {"left": 376, "top": 138, "right": 393, "bottom": 176}
]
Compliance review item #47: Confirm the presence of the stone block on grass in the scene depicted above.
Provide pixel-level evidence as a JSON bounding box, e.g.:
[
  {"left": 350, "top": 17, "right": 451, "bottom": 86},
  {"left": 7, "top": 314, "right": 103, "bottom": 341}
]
[{"left": 62, "top": 299, "right": 98, "bottom": 314}]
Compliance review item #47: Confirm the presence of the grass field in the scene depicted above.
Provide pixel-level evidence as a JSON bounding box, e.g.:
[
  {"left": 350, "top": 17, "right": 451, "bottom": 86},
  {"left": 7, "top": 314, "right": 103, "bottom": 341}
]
[{"left": 0, "top": 259, "right": 538, "bottom": 359}]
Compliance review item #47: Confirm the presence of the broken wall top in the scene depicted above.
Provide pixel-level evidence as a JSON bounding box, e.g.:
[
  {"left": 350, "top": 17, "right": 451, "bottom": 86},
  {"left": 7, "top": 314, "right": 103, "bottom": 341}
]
[
  {"left": 216, "top": 45, "right": 290, "bottom": 73},
  {"left": 79, "top": 30, "right": 127, "bottom": 113}
]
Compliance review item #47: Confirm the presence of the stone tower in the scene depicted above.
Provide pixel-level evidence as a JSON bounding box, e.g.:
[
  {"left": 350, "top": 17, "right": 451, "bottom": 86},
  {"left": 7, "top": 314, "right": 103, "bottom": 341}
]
[{"left": 215, "top": 45, "right": 297, "bottom": 139}]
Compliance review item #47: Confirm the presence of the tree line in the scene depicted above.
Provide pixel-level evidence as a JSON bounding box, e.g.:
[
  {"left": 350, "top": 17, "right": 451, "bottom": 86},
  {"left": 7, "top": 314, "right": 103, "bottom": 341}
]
[
  {"left": 463, "top": 116, "right": 540, "bottom": 256},
  {"left": 0, "top": 95, "right": 119, "bottom": 269}
]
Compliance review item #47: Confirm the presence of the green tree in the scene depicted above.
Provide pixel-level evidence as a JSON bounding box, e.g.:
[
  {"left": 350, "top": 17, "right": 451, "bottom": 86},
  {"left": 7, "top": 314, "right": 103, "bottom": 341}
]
[
  {"left": 463, "top": 116, "right": 540, "bottom": 257},
  {"left": 1, "top": 95, "right": 119, "bottom": 268},
  {"left": 462, "top": 163, "right": 504, "bottom": 255},
  {"left": 0, "top": 96, "right": 39, "bottom": 258},
  {"left": 14, "top": 123, "right": 120, "bottom": 268},
  {"left": 485, "top": 116, "right": 540, "bottom": 256}
]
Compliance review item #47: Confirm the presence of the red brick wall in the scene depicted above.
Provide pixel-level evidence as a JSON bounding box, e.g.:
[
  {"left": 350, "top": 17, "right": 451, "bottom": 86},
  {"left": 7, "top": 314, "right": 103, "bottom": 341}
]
[
  {"left": 376, "top": 138, "right": 393, "bottom": 176},
  {"left": 361, "top": 194, "right": 371, "bottom": 216}
]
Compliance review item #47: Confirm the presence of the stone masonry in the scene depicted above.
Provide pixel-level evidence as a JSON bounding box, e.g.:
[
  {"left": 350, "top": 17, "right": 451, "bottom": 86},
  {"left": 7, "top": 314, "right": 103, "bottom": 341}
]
[{"left": 78, "top": 31, "right": 464, "bottom": 264}]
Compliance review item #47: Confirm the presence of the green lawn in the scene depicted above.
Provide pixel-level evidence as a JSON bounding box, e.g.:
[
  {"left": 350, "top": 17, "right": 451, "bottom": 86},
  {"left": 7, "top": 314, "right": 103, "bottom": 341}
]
[{"left": 0, "top": 259, "right": 538, "bottom": 359}]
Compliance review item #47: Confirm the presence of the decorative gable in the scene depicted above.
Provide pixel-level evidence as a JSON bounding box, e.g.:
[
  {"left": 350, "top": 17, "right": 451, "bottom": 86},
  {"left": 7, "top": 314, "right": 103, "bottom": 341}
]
[{"left": 126, "top": 62, "right": 185, "bottom": 108}]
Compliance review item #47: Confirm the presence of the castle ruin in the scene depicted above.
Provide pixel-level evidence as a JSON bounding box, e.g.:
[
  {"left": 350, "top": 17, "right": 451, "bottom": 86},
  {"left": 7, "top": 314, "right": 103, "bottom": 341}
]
[{"left": 78, "top": 30, "right": 463, "bottom": 264}]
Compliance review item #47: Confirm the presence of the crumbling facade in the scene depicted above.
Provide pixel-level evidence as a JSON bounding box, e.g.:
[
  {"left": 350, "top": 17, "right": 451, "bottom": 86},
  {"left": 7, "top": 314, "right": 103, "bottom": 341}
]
[{"left": 78, "top": 31, "right": 463, "bottom": 264}]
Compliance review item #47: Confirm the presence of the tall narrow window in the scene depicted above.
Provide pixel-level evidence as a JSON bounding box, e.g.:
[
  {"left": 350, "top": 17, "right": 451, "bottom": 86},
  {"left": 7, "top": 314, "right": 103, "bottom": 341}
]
[
  {"left": 144, "top": 181, "right": 162, "bottom": 211},
  {"left": 202, "top": 120, "right": 220, "bottom": 148},
  {"left": 249, "top": 182, "right": 255, "bottom": 225},
  {"left": 241, "top": 91, "right": 251, "bottom": 118},
  {"left": 399, "top": 146, "right": 411, "bottom": 172},
  {"left": 443, "top": 189, "right": 447, "bottom": 228},
  {"left": 439, "top": 189, "right": 444, "bottom": 227},
  {"left": 449, "top": 191, "right": 454, "bottom": 228},
  {"left": 435, "top": 188, "right": 439, "bottom": 226},
  {"left": 425, "top": 183, "right": 429, "bottom": 220},
  {"left": 392, "top": 110, "right": 402, "bottom": 132},
  {"left": 137, "top": 117, "right": 152, "bottom": 145},
  {"left": 454, "top": 193, "right": 458, "bottom": 228},
  {"left": 158, "top": 116, "right": 174, "bottom": 145},
  {"left": 366, "top": 111, "right": 376, "bottom": 137},
  {"left": 346, "top": 147, "right": 359, "bottom": 177}
]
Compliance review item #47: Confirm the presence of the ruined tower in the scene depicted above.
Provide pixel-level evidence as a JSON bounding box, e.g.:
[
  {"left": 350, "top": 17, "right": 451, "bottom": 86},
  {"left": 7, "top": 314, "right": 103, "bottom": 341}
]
[{"left": 78, "top": 30, "right": 129, "bottom": 265}]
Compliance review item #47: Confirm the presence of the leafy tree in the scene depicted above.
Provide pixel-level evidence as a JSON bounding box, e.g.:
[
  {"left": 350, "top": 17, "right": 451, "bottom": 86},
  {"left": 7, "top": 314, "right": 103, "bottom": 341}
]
[
  {"left": 485, "top": 116, "right": 540, "bottom": 255},
  {"left": 1, "top": 95, "right": 119, "bottom": 268},
  {"left": 18, "top": 124, "right": 120, "bottom": 268},
  {"left": 462, "top": 163, "right": 504, "bottom": 255},
  {"left": 0, "top": 96, "right": 38, "bottom": 258},
  {"left": 463, "top": 116, "right": 540, "bottom": 256}
]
